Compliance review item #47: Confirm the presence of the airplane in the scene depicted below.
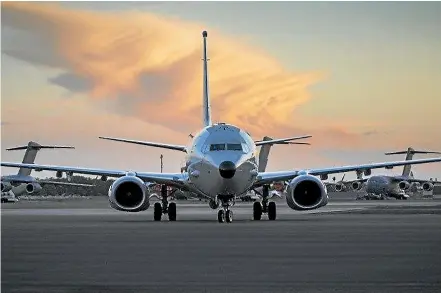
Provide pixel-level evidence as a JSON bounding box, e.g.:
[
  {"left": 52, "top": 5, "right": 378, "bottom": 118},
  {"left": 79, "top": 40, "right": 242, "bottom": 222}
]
[
  {"left": 329, "top": 148, "right": 441, "bottom": 200},
  {"left": 2, "top": 31, "right": 441, "bottom": 222},
  {"left": 1, "top": 141, "right": 94, "bottom": 203}
]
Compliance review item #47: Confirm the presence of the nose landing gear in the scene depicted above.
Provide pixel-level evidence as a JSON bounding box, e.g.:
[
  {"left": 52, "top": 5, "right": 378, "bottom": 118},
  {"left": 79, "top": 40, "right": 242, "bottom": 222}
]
[{"left": 217, "top": 195, "right": 234, "bottom": 223}]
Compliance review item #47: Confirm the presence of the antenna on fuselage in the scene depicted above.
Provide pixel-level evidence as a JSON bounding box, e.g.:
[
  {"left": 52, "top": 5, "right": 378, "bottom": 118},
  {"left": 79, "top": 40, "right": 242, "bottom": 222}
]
[{"left": 202, "top": 30, "right": 212, "bottom": 128}]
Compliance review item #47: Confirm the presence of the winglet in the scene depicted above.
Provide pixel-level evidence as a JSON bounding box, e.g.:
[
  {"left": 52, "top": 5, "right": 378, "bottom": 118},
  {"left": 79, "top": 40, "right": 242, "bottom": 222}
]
[{"left": 202, "top": 30, "right": 212, "bottom": 128}]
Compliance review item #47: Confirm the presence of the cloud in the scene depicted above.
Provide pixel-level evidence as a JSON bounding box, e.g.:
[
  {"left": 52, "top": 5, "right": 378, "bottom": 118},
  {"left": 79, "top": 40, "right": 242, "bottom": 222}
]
[{"left": 1, "top": 2, "right": 323, "bottom": 138}]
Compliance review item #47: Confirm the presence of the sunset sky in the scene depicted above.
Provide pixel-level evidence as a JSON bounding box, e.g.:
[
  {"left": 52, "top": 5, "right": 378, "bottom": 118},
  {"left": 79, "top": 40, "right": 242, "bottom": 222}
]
[{"left": 1, "top": 1, "right": 441, "bottom": 180}]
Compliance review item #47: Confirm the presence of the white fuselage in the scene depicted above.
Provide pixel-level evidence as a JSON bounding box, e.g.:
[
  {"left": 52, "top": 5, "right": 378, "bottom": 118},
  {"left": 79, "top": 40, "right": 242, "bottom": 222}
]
[{"left": 184, "top": 123, "right": 258, "bottom": 199}]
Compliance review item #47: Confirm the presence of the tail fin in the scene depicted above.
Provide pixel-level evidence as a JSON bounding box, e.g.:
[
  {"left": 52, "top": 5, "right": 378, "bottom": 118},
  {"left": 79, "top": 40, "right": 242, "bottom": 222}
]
[
  {"left": 385, "top": 147, "right": 441, "bottom": 177},
  {"left": 258, "top": 136, "right": 274, "bottom": 172},
  {"left": 202, "top": 30, "right": 212, "bottom": 127},
  {"left": 6, "top": 141, "right": 74, "bottom": 176}
]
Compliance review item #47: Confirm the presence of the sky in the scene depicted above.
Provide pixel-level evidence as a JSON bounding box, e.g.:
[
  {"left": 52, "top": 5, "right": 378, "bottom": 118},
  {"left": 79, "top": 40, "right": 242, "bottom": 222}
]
[{"left": 1, "top": 1, "right": 441, "bottom": 180}]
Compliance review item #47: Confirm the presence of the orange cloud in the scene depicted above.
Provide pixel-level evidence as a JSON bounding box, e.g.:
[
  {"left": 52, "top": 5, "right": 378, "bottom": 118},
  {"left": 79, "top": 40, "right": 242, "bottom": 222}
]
[{"left": 1, "top": 2, "right": 322, "bottom": 137}]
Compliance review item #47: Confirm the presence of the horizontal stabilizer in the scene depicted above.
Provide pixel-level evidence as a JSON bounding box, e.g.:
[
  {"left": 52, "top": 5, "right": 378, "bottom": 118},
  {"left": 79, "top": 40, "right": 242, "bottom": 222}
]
[
  {"left": 385, "top": 150, "right": 441, "bottom": 155},
  {"left": 99, "top": 136, "right": 187, "bottom": 152},
  {"left": 6, "top": 141, "right": 74, "bottom": 151},
  {"left": 255, "top": 135, "right": 312, "bottom": 146}
]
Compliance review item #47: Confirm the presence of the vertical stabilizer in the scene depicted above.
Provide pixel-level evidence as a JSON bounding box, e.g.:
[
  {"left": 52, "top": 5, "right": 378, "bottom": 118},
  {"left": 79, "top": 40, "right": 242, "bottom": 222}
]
[
  {"left": 385, "top": 147, "right": 441, "bottom": 177},
  {"left": 202, "top": 30, "right": 212, "bottom": 127},
  {"left": 6, "top": 141, "right": 75, "bottom": 176},
  {"left": 258, "top": 136, "right": 274, "bottom": 172}
]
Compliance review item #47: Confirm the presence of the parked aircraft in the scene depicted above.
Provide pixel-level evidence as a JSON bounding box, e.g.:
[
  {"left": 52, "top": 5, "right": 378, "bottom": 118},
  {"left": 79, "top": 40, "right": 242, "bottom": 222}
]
[
  {"left": 3, "top": 32, "right": 441, "bottom": 223},
  {"left": 329, "top": 148, "right": 441, "bottom": 199},
  {"left": 1, "top": 141, "right": 94, "bottom": 202}
]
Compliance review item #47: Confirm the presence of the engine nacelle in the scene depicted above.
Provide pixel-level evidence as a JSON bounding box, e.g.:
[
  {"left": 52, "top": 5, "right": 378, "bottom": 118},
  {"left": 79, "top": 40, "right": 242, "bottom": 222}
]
[
  {"left": 108, "top": 175, "right": 150, "bottom": 212},
  {"left": 398, "top": 181, "right": 410, "bottom": 191},
  {"left": 422, "top": 182, "right": 434, "bottom": 192},
  {"left": 285, "top": 175, "right": 328, "bottom": 211},
  {"left": 56, "top": 171, "right": 63, "bottom": 178},
  {"left": 26, "top": 183, "right": 42, "bottom": 194},
  {"left": 364, "top": 169, "right": 371, "bottom": 176},
  {"left": 351, "top": 181, "right": 363, "bottom": 191},
  {"left": 335, "top": 183, "right": 345, "bottom": 192},
  {"left": 320, "top": 174, "right": 328, "bottom": 181},
  {"left": 1, "top": 182, "right": 13, "bottom": 192}
]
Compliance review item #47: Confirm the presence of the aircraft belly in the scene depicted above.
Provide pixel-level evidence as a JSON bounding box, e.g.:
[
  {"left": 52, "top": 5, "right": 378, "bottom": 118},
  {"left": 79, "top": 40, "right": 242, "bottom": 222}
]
[{"left": 188, "top": 159, "right": 256, "bottom": 198}]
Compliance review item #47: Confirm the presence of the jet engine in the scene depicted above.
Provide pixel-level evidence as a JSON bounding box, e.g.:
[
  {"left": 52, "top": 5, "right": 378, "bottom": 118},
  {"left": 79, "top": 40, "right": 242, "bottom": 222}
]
[
  {"left": 285, "top": 175, "right": 328, "bottom": 211},
  {"left": 56, "top": 171, "right": 63, "bottom": 178},
  {"left": 422, "top": 182, "right": 434, "bottom": 192},
  {"left": 108, "top": 175, "right": 150, "bottom": 212},
  {"left": 1, "top": 182, "right": 13, "bottom": 192},
  {"left": 335, "top": 183, "right": 345, "bottom": 192},
  {"left": 351, "top": 181, "right": 363, "bottom": 191},
  {"left": 398, "top": 181, "right": 410, "bottom": 191},
  {"left": 26, "top": 183, "right": 42, "bottom": 194}
]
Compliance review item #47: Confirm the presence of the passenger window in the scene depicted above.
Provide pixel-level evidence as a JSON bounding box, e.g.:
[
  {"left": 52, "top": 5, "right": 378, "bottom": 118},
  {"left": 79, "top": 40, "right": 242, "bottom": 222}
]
[
  {"left": 210, "top": 144, "right": 225, "bottom": 151},
  {"left": 226, "top": 144, "right": 243, "bottom": 151}
]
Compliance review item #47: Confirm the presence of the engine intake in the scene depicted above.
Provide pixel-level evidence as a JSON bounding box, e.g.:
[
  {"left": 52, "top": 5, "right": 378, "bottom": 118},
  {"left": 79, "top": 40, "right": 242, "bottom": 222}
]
[
  {"left": 335, "top": 183, "right": 344, "bottom": 192},
  {"left": 422, "top": 182, "right": 434, "bottom": 192},
  {"left": 1, "top": 182, "right": 13, "bottom": 192},
  {"left": 351, "top": 181, "right": 362, "bottom": 191},
  {"left": 398, "top": 181, "right": 410, "bottom": 191},
  {"left": 108, "top": 175, "right": 149, "bottom": 212},
  {"left": 286, "top": 175, "right": 328, "bottom": 211},
  {"left": 26, "top": 183, "right": 42, "bottom": 194}
]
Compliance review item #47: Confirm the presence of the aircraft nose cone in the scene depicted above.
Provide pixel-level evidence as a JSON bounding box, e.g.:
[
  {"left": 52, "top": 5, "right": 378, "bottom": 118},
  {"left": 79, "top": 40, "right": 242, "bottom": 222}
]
[{"left": 219, "top": 161, "right": 236, "bottom": 179}]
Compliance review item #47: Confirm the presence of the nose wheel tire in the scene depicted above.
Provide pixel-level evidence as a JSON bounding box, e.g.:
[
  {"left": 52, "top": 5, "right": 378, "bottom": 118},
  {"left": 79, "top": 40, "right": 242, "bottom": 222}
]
[
  {"left": 217, "top": 209, "right": 225, "bottom": 223},
  {"left": 253, "top": 202, "right": 262, "bottom": 220},
  {"left": 268, "top": 202, "right": 276, "bottom": 220},
  {"left": 168, "top": 202, "right": 177, "bottom": 221},
  {"left": 154, "top": 202, "right": 162, "bottom": 221}
]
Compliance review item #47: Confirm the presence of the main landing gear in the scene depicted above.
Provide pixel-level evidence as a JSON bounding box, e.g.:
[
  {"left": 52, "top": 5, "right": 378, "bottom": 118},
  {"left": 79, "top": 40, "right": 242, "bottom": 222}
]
[
  {"left": 253, "top": 185, "right": 276, "bottom": 221},
  {"left": 217, "top": 195, "right": 234, "bottom": 223},
  {"left": 154, "top": 185, "right": 177, "bottom": 221}
]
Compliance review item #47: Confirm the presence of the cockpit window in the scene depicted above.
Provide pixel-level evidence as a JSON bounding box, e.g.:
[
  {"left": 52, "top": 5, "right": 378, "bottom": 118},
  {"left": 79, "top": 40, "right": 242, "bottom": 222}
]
[
  {"left": 226, "top": 144, "right": 243, "bottom": 151},
  {"left": 210, "top": 144, "right": 225, "bottom": 151}
]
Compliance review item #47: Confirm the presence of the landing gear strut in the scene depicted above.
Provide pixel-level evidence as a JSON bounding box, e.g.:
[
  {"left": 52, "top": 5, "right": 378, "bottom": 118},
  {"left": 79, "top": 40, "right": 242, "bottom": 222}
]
[
  {"left": 154, "top": 185, "right": 177, "bottom": 221},
  {"left": 217, "top": 195, "right": 234, "bottom": 223},
  {"left": 253, "top": 185, "right": 276, "bottom": 221}
]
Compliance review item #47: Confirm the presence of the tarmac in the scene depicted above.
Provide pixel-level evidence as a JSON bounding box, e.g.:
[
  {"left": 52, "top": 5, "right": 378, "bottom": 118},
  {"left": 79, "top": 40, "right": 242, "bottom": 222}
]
[{"left": 2, "top": 195, "right": 441, "bottom": 293}]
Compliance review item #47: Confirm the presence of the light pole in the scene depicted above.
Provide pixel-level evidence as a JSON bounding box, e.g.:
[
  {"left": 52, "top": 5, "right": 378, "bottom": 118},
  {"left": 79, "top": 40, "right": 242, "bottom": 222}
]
[{"left": 160, "top": 154, "right": 163, "bottom": 173}]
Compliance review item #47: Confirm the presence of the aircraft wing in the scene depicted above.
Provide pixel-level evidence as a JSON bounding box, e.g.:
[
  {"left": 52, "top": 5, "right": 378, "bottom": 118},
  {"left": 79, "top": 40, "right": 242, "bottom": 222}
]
[
  {"left": 388, "top": 177, "right": 441, "bottom": 184},
  {"left": 254, "top": 135, "right": 312, "bottom": 146},
  {"left": 38, "top": 181, "right": 95, "bottom": 187},
  {"left": 99, "top": 136, "right": 187, "bottom": 152},
  {"left": 1, "top": 162, "right": 188, "bottom": 188},
  {"left": 254, "top": 157, "right": 441, "bottom": 186}
]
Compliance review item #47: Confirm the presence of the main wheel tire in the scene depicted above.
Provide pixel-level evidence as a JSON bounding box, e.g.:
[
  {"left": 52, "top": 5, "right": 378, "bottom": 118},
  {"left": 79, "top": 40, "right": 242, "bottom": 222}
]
[
  {"left": 226, "top": 210, "right": 233, "bottom": 223},
  {"left": 168, "top": 202, "right": 177, "bottom": 221},
  {"left": 253, "top": 202, "right": 262, "bottom": 221},
  {"left": 218, "top": 210, "right": 225, "bottom": 223},
  {"left": 268, "top": 202, "right": 276, "bottom": 220},
  {"left": 154, "top": 202, "right": 162, "bottom": 221}
]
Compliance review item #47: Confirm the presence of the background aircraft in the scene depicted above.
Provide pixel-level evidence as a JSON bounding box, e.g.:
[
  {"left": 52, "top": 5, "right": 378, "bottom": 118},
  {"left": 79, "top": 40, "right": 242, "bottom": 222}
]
[
  {"left": 1, "top": 141, "right": 94, "bottom": 203},
  {"left": 3, "top": 31, "right": 441, "bottom": 223},
  {"left": 327, "top": 147, "right": 441, "bottom": 199}
]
